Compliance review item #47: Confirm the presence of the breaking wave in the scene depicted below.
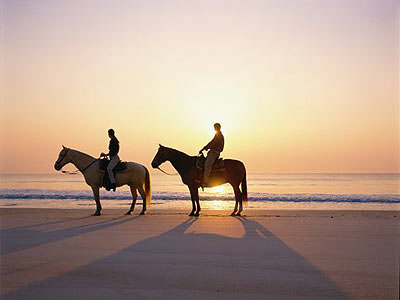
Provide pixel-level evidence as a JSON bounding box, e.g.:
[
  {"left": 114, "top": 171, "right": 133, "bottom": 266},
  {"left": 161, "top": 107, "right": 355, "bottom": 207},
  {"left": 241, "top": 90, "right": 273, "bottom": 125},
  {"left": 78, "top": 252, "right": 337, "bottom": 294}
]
[{"left": 1, "top": 189, "right": 399, "bottom": 204}]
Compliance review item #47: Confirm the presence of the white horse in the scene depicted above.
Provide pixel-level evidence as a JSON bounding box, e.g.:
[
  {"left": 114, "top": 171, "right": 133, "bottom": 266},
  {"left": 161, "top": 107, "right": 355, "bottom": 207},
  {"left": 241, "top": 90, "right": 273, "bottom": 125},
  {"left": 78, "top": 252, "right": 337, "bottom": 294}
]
[{"left": 54, "top": 146, "right": 151, "bottom": 216}]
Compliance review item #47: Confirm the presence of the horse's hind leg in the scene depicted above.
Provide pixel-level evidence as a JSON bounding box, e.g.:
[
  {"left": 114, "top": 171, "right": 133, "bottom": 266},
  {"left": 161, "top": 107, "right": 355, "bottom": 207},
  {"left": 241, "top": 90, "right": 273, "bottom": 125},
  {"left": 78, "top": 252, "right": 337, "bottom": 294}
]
[
  {"left": 126, "top": 186, "right": 137, "bottom": 215},
  {"left": 231, "top": 186, "right": 241, "bottom": 216},
  {"left": 231, "top": 200, "right": 238, "bottom": 216},
  {"left": 237, "top": 185, "right": 244, "bottom": 216},
  {"left": 138, "top": 186, "right": 146, "bottom": 215},
  {"left": 188, "top": 186, "right": 197, "bottom": 216},
  {"left": 91, "top": 185, "right": 102, "bottom": 216},
  {"left": 192, "top": 187, "right": 200, "bottom": 217}
]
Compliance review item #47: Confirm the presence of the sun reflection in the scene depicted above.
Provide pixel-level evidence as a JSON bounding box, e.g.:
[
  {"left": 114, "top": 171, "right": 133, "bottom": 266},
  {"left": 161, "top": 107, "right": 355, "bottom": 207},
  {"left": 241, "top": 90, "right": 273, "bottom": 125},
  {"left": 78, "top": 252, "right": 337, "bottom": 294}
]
[
  {"left": 212, "top": 200, "right": 224, "bottom": 209},
  {"left": 204, "top": 200, "right": 232, "bottom": 210},
  {"left": 200, "top": 184, "right": 234, "bottom": 210},
  {"left": 211, "top": 185, "right": 225, "bottom": 193}
]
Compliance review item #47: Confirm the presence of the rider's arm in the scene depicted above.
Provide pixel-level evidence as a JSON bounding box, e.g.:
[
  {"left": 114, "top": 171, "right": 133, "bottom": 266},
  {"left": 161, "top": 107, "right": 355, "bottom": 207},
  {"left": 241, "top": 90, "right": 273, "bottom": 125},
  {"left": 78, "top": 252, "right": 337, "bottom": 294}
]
[
  {"left": 108, "top": 138, "right": 119, "bottom": 156},
  {"left": 102, "top": 140, "right": 113, "bottom": 157},
  {"left": 202, "top": 135, "right": 217, "bottom": 151}
]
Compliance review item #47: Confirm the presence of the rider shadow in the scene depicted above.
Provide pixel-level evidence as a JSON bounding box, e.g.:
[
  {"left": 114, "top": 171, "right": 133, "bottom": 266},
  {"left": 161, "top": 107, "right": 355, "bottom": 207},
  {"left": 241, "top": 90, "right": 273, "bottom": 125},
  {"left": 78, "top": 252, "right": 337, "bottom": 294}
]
[
  {"left": 0, "top": 215, "right": 138, "bottom": 256},
  {"left": 3, "top": 217, "right": 348, "bottom": 300}
]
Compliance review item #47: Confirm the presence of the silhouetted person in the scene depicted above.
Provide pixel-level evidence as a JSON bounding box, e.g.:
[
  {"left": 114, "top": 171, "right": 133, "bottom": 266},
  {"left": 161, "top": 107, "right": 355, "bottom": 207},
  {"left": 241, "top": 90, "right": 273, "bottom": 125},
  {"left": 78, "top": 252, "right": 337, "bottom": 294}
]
[
  {"left": 199, "top": 123, "right": 224, "bottom": 186},
  {"left": 101, "top": 128, "right": 120, "bottom": 191}
]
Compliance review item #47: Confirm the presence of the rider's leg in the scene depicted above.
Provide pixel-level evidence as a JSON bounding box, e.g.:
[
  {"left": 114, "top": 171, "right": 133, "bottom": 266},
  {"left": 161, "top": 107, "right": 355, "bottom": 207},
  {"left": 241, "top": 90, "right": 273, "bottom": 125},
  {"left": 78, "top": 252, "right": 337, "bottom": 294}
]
[
  {"left": 107, "top": 155, "right": 119, "bottom": 184},
  {"left": 203, "top": 151, "right": 219, "bottom": 185}
]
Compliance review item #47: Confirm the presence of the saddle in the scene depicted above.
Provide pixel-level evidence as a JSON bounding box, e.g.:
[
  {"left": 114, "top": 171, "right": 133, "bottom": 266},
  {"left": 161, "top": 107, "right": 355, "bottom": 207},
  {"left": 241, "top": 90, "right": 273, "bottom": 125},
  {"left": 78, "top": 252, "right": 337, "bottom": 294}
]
[
  {"left": 196, "top": 154, "right": 225, "bottom": 172},
  {"left": 99, "top": 158, "right": 128, "bottom": 190}
]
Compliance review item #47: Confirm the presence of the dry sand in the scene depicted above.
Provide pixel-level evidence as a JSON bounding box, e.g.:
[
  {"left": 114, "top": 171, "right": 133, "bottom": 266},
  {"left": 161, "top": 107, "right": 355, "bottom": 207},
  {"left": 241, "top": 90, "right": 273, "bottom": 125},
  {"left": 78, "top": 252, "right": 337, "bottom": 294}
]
[{"left": 1, "top": 208, "right": 399, "bottom": 300}]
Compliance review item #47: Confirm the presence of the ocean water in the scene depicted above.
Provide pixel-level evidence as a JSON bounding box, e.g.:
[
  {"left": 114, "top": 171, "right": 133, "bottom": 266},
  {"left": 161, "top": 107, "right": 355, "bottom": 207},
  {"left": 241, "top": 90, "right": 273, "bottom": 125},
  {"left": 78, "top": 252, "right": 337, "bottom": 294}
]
[{"left": 0, "top": 173, "right": 399, "bottom": 211}]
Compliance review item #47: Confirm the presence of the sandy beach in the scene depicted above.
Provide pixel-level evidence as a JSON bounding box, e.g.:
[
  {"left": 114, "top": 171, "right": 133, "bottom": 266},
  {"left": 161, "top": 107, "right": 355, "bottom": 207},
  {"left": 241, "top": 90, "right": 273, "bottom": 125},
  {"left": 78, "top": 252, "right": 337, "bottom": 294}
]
[{"left": 0, "top": 208, "right": 398, "bottom": 300}]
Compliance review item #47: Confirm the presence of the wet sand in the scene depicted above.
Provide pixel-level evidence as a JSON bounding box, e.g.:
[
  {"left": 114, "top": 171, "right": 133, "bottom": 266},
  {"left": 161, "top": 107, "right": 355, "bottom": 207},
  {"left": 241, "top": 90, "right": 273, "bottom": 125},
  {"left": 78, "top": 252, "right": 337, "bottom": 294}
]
[{"left": 1, "top": 208, "right": 399, "bottom": 300}]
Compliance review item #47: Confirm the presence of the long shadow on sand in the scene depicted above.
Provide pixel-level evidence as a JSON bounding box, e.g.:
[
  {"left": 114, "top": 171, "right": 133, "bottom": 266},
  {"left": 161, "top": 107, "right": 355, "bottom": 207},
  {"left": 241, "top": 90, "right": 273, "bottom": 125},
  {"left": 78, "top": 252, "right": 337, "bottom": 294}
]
[
  {"left": 2, "top": 217, "right": 348, "bottom": 300},
  {"left": 1, "top": 215, "right": 93, "bottom": 231},
  {"left": 0, "top": 215, "right": 138, "bottom": 255}
]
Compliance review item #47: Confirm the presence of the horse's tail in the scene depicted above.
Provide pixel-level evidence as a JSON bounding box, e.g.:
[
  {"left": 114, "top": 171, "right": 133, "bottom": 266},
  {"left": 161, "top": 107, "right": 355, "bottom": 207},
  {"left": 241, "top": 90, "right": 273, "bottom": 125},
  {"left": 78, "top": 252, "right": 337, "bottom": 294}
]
[
  {"left": 241, "top": 166, "right": 248, "bottom": 203},
  {"left": 143, "top": 166, "right": 151, "bottom": 207}
]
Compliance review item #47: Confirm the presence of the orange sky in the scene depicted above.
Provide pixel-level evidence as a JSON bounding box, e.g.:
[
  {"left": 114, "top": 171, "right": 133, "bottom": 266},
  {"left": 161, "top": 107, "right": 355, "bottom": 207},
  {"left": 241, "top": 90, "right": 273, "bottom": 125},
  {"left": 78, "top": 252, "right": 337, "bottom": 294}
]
[{"left": 1, "top": 0, "right": 399, "bottom": 173}]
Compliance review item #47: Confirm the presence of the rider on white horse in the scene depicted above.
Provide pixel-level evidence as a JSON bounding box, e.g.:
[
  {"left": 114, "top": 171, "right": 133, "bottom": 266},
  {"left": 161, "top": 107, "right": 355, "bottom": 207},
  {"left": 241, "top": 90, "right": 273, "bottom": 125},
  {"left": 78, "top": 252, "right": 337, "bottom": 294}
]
[{"left": 101, "top": 128, "right": 120, "bottom": 191}]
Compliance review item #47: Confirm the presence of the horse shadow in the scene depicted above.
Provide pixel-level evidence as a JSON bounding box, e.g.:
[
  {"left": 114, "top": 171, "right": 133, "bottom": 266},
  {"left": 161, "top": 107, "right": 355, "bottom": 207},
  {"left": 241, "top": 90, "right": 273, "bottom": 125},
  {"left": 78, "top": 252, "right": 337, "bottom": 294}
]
[
  {"left": 0, "top": 215, "right": 138, "bottom": 255},
  {"left": 2, "top": 217, "right": 349, "bottom": 300}
]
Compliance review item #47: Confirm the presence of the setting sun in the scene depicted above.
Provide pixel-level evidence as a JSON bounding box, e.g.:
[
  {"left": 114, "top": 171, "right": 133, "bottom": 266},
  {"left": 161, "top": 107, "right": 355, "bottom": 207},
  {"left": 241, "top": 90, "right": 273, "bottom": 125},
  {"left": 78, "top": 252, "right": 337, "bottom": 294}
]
[{"left": 1, "top": 0, "right": 398, "bottom": 174}]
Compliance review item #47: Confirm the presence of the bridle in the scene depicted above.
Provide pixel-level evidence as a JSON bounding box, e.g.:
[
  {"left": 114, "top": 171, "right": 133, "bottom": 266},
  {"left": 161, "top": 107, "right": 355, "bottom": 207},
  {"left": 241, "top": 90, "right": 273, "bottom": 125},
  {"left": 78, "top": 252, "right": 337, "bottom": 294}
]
[
  {"left": 56, "top": 148, "right": 69, "bottom": 165},
  {"left": 154, "top": 150, "right": 178, "bottom": 176}
]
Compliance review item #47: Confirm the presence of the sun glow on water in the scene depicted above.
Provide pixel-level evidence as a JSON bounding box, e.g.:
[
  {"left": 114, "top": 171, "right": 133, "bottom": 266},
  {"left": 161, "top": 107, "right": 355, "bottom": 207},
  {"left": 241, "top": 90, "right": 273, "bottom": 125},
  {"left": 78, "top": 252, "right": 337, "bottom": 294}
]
[
  {"left": 211, "top": 185, "right": 225, "bottom": 194},
  {"left": 204, "top": 200, "right": 232, "bottom": 210},
  {"left": 211, "top": 200, "right": 224, "bottom": 209},
  {"left": 203, "top": 185, "right": 233, "bottom": 210}
]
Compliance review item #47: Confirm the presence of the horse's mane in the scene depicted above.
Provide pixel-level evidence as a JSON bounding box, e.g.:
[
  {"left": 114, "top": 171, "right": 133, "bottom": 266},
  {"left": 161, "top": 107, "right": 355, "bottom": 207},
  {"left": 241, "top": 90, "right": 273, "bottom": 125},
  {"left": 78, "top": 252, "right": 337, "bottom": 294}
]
[
  {"left": 164, "top": 146, "right": 196, "bottom": 160},
  {"left": 69, "top": 148, "right": 96, "bottom": 160}
]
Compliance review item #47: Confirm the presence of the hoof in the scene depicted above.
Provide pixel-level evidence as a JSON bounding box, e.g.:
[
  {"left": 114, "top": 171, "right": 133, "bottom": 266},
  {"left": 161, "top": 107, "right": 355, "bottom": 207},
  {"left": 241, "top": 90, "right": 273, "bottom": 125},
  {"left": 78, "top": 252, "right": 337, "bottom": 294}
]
[
  {"left": 139, "top": 211, "right": 145, "bottom": 215},
  {"left": 92, "top": 211, "right": 101, "bottom": 216},
  {"left": 230, "top": 212, "right": 237, "bottom": 216},
  {"left": 194, "top": 212, "right": 200, "bottom": 217},
  {"left": 125, "top": 211, "right": 132, "bottom": 215},
  {"left": 189, "top": 212, "right": 195, "bottom": 216},
  {"left": 236, "top": 212, "right": 242, "bottom": 216}
]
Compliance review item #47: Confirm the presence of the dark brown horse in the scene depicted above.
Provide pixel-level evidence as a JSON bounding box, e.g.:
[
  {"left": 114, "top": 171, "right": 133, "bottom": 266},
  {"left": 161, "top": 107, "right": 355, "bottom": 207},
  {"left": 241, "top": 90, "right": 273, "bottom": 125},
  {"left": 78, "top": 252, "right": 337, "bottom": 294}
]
[{"left": 151, "top": 145, "right": 247, "bottom": 216}]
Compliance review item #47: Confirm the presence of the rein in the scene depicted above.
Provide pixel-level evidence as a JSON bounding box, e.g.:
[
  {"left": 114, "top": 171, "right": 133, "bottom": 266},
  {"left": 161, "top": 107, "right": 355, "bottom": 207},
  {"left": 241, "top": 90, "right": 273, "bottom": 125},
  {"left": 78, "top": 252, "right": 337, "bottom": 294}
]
[
  {"left": 81, "top": 158, "right": 100, "bottom": 172},
  {"left": 62, "top": 159, "right": 99, "bottom": 174},
  {"left": 61, "top": 170, "right": 79, "bottom": 175},
  {"left": 155, "top": 149, "right": 201, "bottom": 176},
  {"left": 156, "top": 166, "right": 178, "bottom": 176}
]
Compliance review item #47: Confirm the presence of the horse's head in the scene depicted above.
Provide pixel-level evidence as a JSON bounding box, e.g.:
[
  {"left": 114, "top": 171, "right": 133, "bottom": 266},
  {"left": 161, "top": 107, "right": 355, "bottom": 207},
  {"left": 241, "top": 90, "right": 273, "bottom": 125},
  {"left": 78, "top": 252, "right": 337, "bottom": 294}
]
[
  {"left": 54, "top": 146, "right": 71, "bottom": 171},
  {"left": 151, "top": 144, "right": 170, "bottom": 168}
]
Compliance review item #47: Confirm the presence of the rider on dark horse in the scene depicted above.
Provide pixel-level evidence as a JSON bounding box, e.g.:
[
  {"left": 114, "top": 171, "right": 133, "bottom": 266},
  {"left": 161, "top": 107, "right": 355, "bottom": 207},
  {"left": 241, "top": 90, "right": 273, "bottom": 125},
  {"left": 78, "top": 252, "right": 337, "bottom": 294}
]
[
  {"left": 101, "top": 128, "right": 120, "bottom": 192},
  {"left": 198, "top": 123, "right": 224, "bottom": 187}
]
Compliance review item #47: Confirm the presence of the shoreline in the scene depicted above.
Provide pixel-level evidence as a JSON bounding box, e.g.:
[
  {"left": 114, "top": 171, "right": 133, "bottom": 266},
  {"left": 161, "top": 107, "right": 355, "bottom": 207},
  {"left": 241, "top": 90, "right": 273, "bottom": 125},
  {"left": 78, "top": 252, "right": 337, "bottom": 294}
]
[
  {"left": 1, "top": 207, "right": 399, "bottom": 218},
  {"left": 1, "top": 199, "right": 399, "bottom": 212}
]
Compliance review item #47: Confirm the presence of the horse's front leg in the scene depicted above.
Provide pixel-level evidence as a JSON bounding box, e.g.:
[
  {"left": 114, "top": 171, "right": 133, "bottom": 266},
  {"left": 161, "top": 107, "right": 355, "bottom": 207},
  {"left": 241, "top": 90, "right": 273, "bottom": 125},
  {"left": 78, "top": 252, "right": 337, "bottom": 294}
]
[
  {"left": 188, "top": 186, "right": 197, "bottom": 216},
  {"left": 126, "top": 186, "right": 137, "bottom": 215},
  {"left": 91, "top": 185, "right": 102, "bottom": 216}
]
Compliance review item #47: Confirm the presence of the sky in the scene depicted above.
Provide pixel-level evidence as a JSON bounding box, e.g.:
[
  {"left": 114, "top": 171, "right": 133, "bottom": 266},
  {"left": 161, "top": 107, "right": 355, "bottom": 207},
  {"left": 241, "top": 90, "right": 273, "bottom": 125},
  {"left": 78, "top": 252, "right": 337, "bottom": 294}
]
[{"left": 1, "top": 0, "right": 399, "bottom": 173}]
